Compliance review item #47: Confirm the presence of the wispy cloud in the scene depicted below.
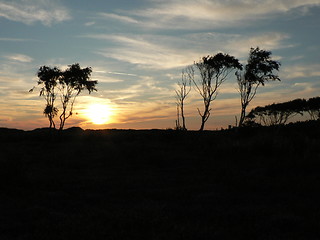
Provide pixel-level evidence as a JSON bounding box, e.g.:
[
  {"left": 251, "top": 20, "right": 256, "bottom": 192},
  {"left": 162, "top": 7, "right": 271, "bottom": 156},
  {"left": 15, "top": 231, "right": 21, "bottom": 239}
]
[
  {"left": 224, "top": 32, "right": 292, "bottom": 58},
  {"left": 5, "top": 54, "right": 33, "bottom": 63},
  {"left": 84, "top": 31, "right": 289, "bottom": 69},
  {"left": 282, "top": 64, "right": 320, "bottom": 79},
  {"left": 92, "top": 34, "right": 195, "bottom": 69},
  {"left": 84, "top": 21, "right": 95, "bottom": 27},
  {"left": 106, "top": 71, "right": 137, "bottom": 77},
  {"left": 98, "top": 12, "right": 139, "bottom": 24},
  {"left": 0, "top": 0, "right": 71, "bottom": 25},
  {"left": 127, "top": 0, "right": 320, "bottom": 29},
  {"left": 0, "top": 37, "right": 35, "bottom": 42}
]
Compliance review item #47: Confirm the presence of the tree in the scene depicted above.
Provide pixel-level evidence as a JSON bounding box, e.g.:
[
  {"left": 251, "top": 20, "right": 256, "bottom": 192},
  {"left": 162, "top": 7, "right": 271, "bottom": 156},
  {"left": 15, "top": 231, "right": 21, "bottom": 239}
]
[
  {"left": 306, "top": 97, "right": 320, "bottom": 120},
  {"left": 247, "top": 98, "right": 305, "bottom": 126},
  {"left": 35, "top": 63, "right": 97, "bottom": 130},
  {"left": 37, "top": 66, "right": 61, "bottom": 129},
  {"left": 237, "top": 47, "right": 281, "bottom": 127},
  {"left": 58, "top": 63, "right": 97, "bottom": 130},
  {"left": 175, "top": 67, "right": 192, "bottom": 130},
  {"left": 193, "top": 53, "right": 242, "bottom": 131}
]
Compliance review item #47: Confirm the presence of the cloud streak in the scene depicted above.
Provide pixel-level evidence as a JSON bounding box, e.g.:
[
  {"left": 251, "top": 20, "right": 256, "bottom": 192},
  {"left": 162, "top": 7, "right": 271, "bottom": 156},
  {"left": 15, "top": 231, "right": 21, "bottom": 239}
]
[
  {"left": 91, "top": 34, "right": 195, "bottom": 69},
  {"left": 98, "top": 12, "right": 139, "bottom": 24},
  {"left": 0, "top": 0, "right": 71, "bottom": 25},
  {"left": 84, "top": 31, "right": 289, "bottom": 69},
  {"left": 5, "top": 54, "right": 33, "bottom": 63},
  {"left": 128, "top": 0, "right": 320, "bottom": 29},
  {"left": 282, "top": 64, "right": 320, "bottom": 79}
]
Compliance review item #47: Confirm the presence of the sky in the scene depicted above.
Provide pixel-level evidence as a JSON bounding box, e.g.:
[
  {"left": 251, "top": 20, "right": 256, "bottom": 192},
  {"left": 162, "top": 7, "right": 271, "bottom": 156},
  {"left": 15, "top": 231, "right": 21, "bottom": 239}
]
[{"left": 0, "top": 0, "right": 320, "bottom": 130}]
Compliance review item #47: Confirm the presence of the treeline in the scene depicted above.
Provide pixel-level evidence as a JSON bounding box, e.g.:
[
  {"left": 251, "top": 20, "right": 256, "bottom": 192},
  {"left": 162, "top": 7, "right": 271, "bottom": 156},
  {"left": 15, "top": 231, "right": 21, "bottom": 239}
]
[{"left": 244, "top": 96, "right": 320, "bottom": 126}]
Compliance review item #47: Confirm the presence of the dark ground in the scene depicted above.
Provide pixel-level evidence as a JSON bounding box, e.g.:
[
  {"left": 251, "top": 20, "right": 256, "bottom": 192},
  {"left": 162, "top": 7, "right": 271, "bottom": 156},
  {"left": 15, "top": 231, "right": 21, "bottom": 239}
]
[{"left": 1, "top": 122, "right": 320, "bottom": 239}]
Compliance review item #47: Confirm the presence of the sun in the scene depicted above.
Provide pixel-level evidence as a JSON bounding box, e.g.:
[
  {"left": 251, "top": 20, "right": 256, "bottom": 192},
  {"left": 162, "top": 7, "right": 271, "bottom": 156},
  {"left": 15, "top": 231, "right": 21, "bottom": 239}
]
[{"left": 85, "top": 104, "right": 112, "bottom": 125}]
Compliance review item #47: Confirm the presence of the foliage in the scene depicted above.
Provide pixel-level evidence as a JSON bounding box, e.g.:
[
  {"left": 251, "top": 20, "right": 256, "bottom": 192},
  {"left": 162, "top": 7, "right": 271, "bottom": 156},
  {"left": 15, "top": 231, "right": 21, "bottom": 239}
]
[
  {"left": 36, "top": 63, "right": 97, "bottom": 130},
  {"left": 37, "top": 66, "right": 61, "bottom": 129},
  {"left": 306, "top": 97, "right": 320, "bottom": 120},
  {"left": 58, "top": 63, "right": 97, "bottom": 130},
  {"left": 246, "top": 98, "right": 308, "bottom": 126},
  {"left": 193, "top": 53, "right": 242, "bottom": 131},
  {"left": 244, "top": 47, "right": 281, "bottom": 84},
  {"left": 237, "top": 47, "right": 281, "bottom": 127}
]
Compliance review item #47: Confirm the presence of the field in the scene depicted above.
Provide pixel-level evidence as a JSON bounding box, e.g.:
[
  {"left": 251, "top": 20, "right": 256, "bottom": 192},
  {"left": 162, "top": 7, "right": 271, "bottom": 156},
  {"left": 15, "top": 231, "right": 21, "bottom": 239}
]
[{"left": 1, "top": 122, "right": 320, "bottom": 239}]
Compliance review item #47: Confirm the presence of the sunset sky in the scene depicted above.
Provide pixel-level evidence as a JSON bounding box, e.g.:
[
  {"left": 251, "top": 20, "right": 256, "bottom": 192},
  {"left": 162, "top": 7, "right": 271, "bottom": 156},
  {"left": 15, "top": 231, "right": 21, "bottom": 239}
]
[{"left": 0, "top": 0, "right": 320, "bottom": 130}]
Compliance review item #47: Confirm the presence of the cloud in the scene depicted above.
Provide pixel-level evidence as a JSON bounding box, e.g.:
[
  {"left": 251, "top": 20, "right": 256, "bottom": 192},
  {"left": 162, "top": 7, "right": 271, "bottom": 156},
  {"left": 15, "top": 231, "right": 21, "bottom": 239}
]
[
  {"left": 107, "top": 71, "right": 137, "bottom": 77},
  {"left": 0, "top": 0, "right": 71, "bottom": 25},
  {"left": 120, "top": 0, "right": 320, "bottom": 30},
  {"left": 5, "top": 54, "right": 33, "bottom": 63},
  {"left": 224, "top": 32, "right": 292, "bottom": 59},
  {"left": 111, "top": 100, "right": 173, "bottom": 125},
  {"left": 98, "top": 12, "right": 139, "bottom": 24},
  {"left": 92, "top": 34, "right": 196, "bottom": 69},
  {"left": 84, "top": 21, "right": 95, "bottom": 26},
  {"left": 282, "top": 64, "right": 320, "bottom": 79},
  {"left": 0, "top": 37, "right": 34, "bottom": 42},
  {"left": 84, "top": 31, "right": 289, "bottom": 70}
]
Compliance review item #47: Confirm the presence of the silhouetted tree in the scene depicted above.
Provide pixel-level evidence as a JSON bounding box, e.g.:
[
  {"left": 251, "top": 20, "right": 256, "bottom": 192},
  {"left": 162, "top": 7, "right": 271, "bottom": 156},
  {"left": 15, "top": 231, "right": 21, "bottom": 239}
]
[
  {"left": 37, "top": 66, "right": 61, "bottom": 129},
  {"left": 58, "top": 63, "right": 97, "bottom": 130},
  {"left": 237, "top": 47, "right": 281, "bottom": 127},
  {"left": 248, "top": 99, "right": 305, "bottom": 126},
  {"left": 35, "top": 63, "right": 97, "bottom": 130},
  {"left": 175, "top": 67, "right": 192, "bottom": 130},
  {"left": 306, "top": 97, "right": 320, "bottom": 120},
  {"left": 193, "top": 53, "right": 242, "bottom": 131}
]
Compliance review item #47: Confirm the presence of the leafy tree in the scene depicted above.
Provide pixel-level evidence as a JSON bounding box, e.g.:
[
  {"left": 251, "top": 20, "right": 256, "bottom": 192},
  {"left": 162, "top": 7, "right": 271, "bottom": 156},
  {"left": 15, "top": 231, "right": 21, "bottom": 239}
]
[
  {"left": 306, "top": 97, "right": 320, "bottom": 120},
  {"left": 37, "top": 66, "right": 61, "bottom": 129},
  {"left": 58, "top": 63, "right": 97, "bottom": 130},
  {"left": 175, "top": 67, "right": 192, "bottom": 130},
  {"left": 35, "top": 63, "right": 97, "bottom": 130},
  {"left": 237, "top": 47, "right": 281, "bottom": 127},
  {"left": 248, "top": 98, "right": 305, "bottom": 126},
  {"left": 193, "top": 53, "right": 242, "bottom": 131}
]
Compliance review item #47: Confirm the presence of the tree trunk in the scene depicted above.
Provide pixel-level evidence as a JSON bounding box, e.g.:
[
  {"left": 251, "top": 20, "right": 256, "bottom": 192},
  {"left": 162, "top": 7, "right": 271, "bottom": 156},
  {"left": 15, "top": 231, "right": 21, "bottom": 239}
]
[
  {"left": 238, "top": 107, "right": 246, "bottom": 127},
  {"left": 181, "top": 103, "right": 186, "bottom": 130},
  {"left": 59, "top": 109, "right": 66, "bottom": 130},
  {"left": 239, "top": 102, "right": 249, "bottom": 127},
  {"left": 199, "top": 110, "right": 208, "bottom": 131},
  {"left": 199, "top": 118, "right": 205, "bottom": 131},
  {"left": 48, "top": 114, "right": 55, "bottom": 129},
  {"left": 199, "top": 103, "right": 210, "bottom": 131}
]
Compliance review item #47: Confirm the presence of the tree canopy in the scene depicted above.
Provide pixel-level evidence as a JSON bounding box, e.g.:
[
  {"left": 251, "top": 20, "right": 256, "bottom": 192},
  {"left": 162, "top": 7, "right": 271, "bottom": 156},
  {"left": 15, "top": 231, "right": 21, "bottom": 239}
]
[
  {"left": 245, "top": 97, "right": 320, "bottom": 126},
  {"left": 237, "top": 47, "right": 281, "bottom": 127},
  {"left": 193, "top": 53, "right": 242, "bottom": 131}
]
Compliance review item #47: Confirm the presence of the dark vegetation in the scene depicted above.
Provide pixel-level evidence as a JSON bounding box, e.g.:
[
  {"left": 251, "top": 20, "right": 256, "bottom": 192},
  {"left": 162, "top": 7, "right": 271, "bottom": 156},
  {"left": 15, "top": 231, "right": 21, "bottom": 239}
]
[
  {"left": 33, "top": 63, "right": 97, "bottom": 130},
  {"left": 246, "top": 97, "right": 320, "bottom": 126},
  {"left": 177, "top": 47, "right": 280, "bottom": 130},
  {"left": 1, "top": 122, "right": 320, "bottom": 239}
]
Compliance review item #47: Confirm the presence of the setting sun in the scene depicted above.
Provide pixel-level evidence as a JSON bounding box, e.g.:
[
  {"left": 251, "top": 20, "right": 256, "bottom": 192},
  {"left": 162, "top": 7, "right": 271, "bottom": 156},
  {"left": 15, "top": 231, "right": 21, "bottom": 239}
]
[{"left": 85, "top": 104, "right": 112, "bottom": 125}]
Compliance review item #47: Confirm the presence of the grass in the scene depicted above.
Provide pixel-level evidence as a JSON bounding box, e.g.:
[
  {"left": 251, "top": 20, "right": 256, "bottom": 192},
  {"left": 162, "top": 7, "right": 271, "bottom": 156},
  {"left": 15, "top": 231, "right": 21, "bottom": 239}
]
[{"left": 1, "top": 123, "right": 320, "bottom": 239}]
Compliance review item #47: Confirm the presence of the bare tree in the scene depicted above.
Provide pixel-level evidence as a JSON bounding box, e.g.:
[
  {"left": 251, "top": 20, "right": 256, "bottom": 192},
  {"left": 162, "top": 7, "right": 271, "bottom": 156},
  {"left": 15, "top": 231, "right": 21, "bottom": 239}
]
[
  {"left": 237, "top": 47, "right": 281, "bottom": 127},
  {"left": 193, "top": 53, "right": 242, "bottom": 131},
  {"left": 175, "top": 67, "right": 193, "bottom": 130}
]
